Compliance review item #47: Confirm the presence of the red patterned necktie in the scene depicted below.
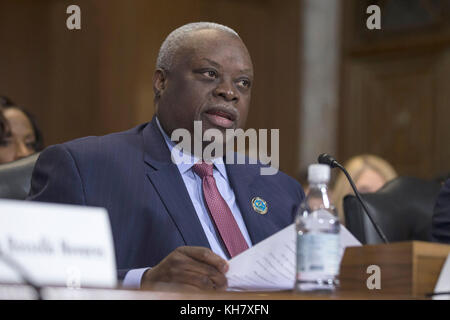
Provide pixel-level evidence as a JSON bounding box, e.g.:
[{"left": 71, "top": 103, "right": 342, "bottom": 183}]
[{"left": 192, "top": 162, "right": 249, "bottom": 258}]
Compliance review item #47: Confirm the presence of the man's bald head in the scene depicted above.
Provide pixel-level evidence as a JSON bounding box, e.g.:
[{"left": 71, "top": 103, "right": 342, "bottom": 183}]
[{"left": 156, "top": 22, "right": 241, "bottom": 72}]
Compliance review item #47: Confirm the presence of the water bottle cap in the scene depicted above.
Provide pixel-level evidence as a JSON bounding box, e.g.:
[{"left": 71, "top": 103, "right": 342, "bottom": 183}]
[{"left": 308, "top": 164, "right": 330, "bottom": 183}]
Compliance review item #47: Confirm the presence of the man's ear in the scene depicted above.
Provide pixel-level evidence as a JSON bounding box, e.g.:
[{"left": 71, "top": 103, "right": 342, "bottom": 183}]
[{"left": 153, "top": 69, "right": 167, "bottom": 99}]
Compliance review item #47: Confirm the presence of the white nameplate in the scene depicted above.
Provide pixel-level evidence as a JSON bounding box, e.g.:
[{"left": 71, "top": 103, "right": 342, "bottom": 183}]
[{"left": 0, "top": 199, "right": 117, "bottom": 288}]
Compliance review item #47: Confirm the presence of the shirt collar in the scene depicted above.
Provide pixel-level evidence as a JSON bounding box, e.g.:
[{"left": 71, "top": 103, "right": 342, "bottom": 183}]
[{"left": 155, "top": 117, "right": 227, "bottom": 178}]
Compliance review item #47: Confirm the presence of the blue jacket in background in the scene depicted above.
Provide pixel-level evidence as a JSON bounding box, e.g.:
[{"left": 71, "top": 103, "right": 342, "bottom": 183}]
[{"left": 432, "top": 178, "right": 450, "bottom": 244}]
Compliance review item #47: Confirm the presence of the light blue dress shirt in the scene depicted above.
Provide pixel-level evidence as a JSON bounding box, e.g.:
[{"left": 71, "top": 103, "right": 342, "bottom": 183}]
[{"left": 122, "top": 118, "right": 252, "bottom": 288}]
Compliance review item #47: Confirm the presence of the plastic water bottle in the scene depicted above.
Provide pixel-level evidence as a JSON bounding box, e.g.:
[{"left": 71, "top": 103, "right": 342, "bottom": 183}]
[{"left": 295, "top": 164, "right": 341, "bottom": 292}]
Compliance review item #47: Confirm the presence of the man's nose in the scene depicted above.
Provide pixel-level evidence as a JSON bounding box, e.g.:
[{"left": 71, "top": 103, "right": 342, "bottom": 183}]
[
  {"left": 15, "top": 142, "right": 33, "bottom": 160},
  {"left": 213, "top": 80, "right": 238, "bottom": 103}
]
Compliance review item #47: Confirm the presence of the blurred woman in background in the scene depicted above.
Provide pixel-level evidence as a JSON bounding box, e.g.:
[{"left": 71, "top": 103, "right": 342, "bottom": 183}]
[
  {"left": 332, "top": 154, "right": 398, "bottom": 225},
  {"left": 0, "top": 95, "right": 43, "bottom": 164}
]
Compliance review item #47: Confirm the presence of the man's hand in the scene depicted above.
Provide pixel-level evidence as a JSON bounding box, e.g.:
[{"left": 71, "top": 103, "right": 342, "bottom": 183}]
[{"left": 141, "top": 246, "right": 229, "bottom": 291}]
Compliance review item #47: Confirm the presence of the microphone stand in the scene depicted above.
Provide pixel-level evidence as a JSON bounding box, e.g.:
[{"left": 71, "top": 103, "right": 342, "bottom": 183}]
[
  {"left": 317, "top": 153, "right": 389, "bottom": 244},
  {"left": 0, "top": 250, "right": 43, "bottom": 300},
  {"left": 334, "top": 162, "right": 389, "bottom": 244}
]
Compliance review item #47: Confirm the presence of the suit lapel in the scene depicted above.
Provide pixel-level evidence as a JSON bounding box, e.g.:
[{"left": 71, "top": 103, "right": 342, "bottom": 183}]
[
  {"left": 226, "top": 160, "right": 281, "bottom": 245},
  {"left": 142, "top": 117, "right": 211, "bottom": 248}
]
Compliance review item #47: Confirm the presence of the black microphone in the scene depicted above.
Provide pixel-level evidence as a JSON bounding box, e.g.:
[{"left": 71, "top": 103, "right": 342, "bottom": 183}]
[
  {"left": 318, "top": 153, "right": 389, "bottom": 244},
  {"left": 317, "top": 153, "right": 339, "bottom": 168}
]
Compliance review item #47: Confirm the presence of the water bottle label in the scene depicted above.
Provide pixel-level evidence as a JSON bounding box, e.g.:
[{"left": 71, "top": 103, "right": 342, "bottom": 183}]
[{"left": 297, "top": 233, "right": 340, "bottom": 276}]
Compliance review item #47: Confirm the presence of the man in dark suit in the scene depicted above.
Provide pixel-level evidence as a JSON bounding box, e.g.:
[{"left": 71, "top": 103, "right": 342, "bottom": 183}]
[
  {"left": 28, "top": 22, "right": 305, "bottom": 291},
  {"left": 432, "top": 178, "right": 450, "bottom": 244}
]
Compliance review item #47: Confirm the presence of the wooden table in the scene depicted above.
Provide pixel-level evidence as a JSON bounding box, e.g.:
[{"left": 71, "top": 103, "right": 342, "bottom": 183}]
[{"left": 0, "top": 284, "right": 419, "bottom": 300}]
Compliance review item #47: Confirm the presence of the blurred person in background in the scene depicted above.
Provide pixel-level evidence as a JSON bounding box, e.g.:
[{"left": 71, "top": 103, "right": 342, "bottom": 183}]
[
  {"left": 0, "top": 107, "right": 9, "bottom": 145},
  {"left": 0, "top": 95, "right": 44, "bottom": 164},
  {"left": 331, "top": 154, "right": 398, "bottom": 225},
  {"left": 432, "top": 178, "right": 450, "bottom": 244}
]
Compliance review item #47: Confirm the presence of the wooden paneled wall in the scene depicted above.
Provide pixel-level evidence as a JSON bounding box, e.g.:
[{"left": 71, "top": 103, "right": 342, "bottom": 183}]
[
  {"left": 339, "top": 0, "right": 450, "bottom": 179},
  {"left": 0, "top": 0, "right": 302, "bottom": 177}
]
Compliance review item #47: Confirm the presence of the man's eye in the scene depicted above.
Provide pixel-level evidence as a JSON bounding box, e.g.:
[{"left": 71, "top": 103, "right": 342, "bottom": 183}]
[
  {"left": 237, "top": 79, "right": 251, "bottom": 88},
  {"left": 202, "top": 70, "right": 217, "bottom": 78}
]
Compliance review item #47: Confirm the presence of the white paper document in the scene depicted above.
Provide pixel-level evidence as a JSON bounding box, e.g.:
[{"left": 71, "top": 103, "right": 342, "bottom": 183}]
[
  {"left": 226, "top": 224, "right": 361, "bottom": 291},
  {"left": 433, "top": 254, "right": 450, "bottom": 300}
]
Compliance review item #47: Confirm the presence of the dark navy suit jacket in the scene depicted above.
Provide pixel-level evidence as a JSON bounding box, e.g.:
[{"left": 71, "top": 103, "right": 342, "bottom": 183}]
[
  {"left": 432, "top": 178, "right": 450, "bottom": 244},
  {"left": 28, "top": 117, "right": 305, "bottom": 277}
]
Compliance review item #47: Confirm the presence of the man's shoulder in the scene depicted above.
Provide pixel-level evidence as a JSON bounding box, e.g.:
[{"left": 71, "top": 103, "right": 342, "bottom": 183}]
[
  {"left": 258, "top": 165, "right": 303, "bottom": 191},
  {"left": 63, "top": 123, "right": 148, "bottom": 152},
  {"left": 226, "top": 153, "right": 305, "bottom": 196},
  {"left": 231, "top": 153, "right": 299, "bottom": 180},
  {"left": 36, "top": 123, "right": 152, "bottom": 169}
]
